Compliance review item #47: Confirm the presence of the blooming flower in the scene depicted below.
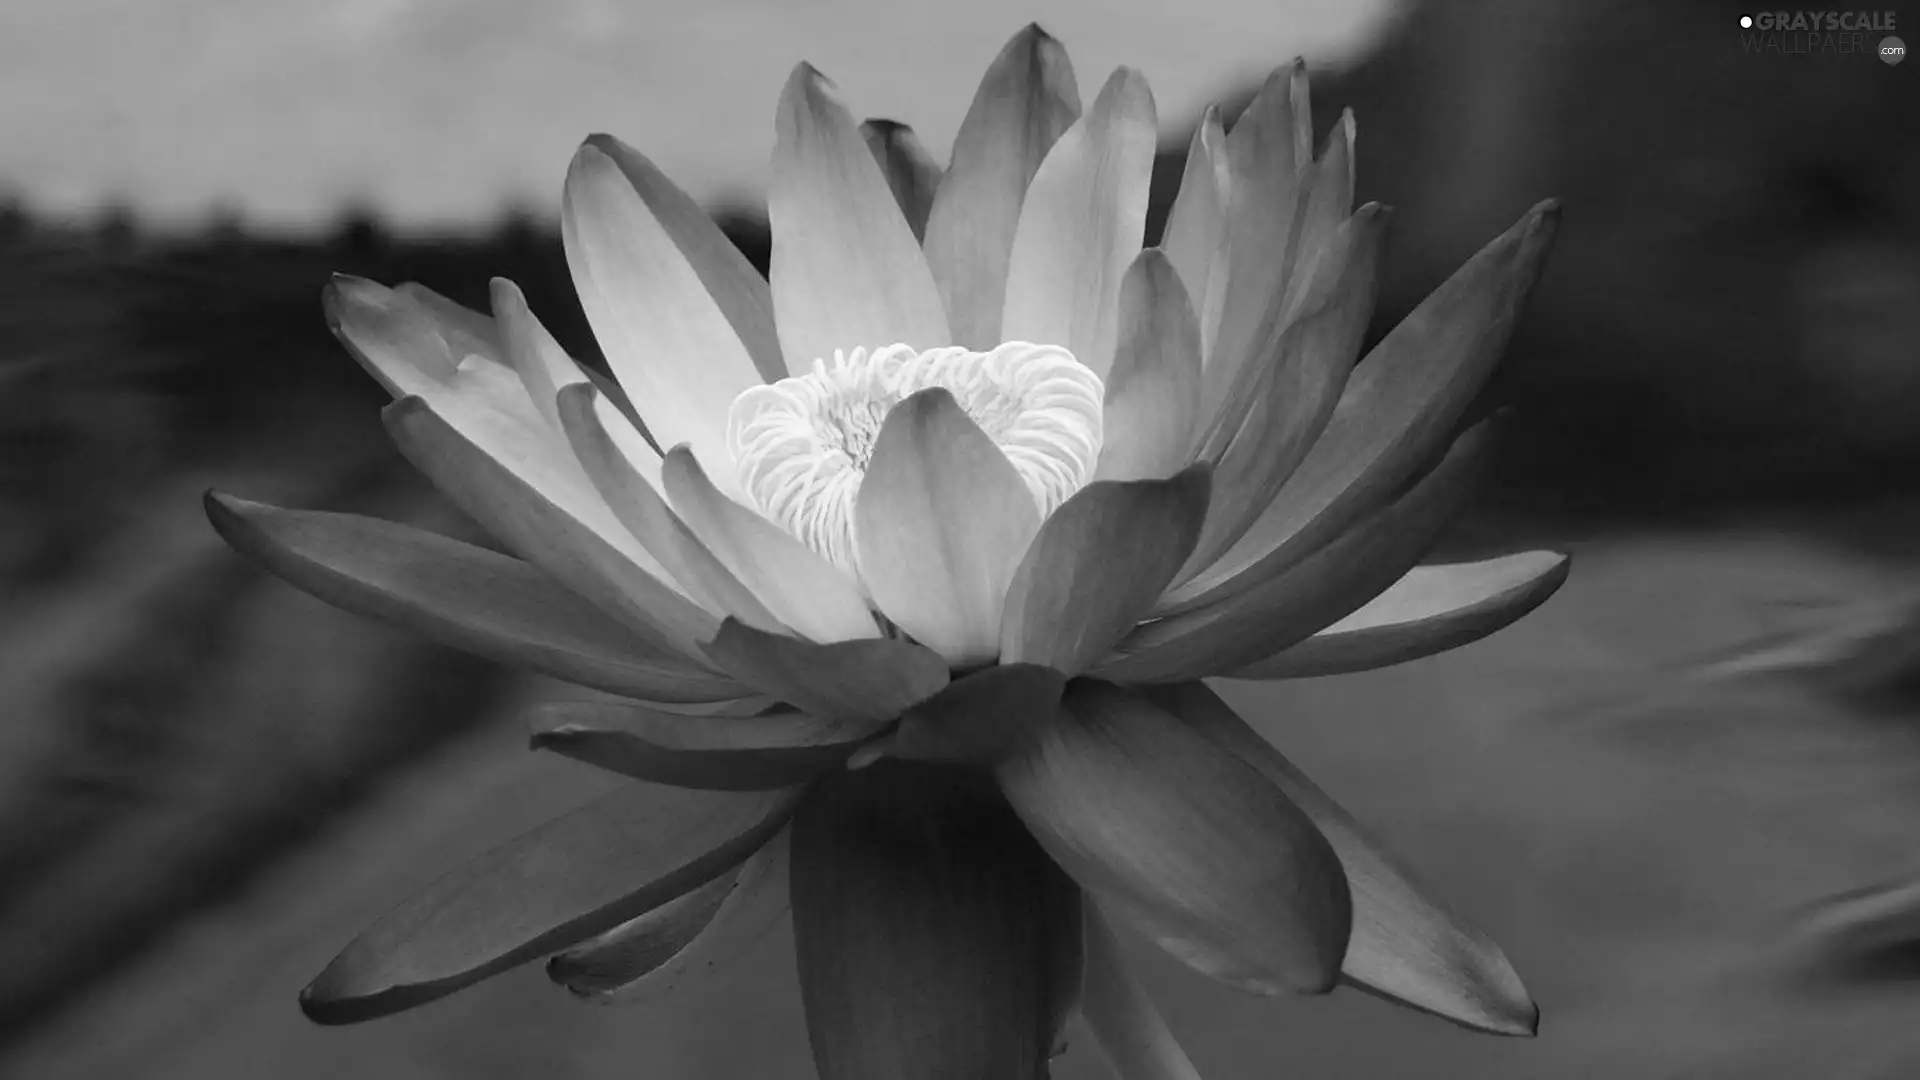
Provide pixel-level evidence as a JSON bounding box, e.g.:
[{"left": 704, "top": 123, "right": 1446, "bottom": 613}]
[{"left": 206, "top": 23, "right": 1566, "bottom": 1079}]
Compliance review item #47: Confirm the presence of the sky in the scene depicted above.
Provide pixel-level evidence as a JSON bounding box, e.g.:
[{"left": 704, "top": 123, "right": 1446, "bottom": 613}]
[{"left": 0, "top": 0, "right": 1397, "bottom": 233}]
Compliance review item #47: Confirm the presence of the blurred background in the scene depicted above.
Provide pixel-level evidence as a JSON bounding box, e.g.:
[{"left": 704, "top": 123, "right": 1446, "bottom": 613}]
[{"left": 3, "top": 0, "right": 1919, "bottom": 1076}]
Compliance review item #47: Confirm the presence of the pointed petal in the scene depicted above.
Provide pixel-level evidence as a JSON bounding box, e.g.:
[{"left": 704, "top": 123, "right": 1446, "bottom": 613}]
[
  {"left": 1227, "top": 551, "right": 1571, "bottom": 679},
  {"left": 888, "top": 663, "right": 1067, "bottom": 764},
  {"left": 1001, "top": 466, "right": 1210, "bottom": 675},
  {"left": 327, "top": 273, "right": 506, "bottom": 399},
  {"left": 1180, "top": 205, "right": 1387, "bottom": 578},
  {"left": 1287, "top": 110, "right": 1356, "bottom": 310},
  {"left": 383, "top": 395, "right": 718, "bottom": 657},
  {"left": 392, "top": 282, "right": 501, "bottom": 363},
  {"left": 300, "top": 782, "right": 799, "bottom": 1024},
  {"left": 1081, "top": 901, "right": 1204, "bottom": 1080},
  {"left": 700, "top": 619, "right": 949, "bottom": 723},
  {"left": 791, "top": 763, "right": 1082, "bottom": 1080},
  {"left": 1001, "top": 66, "right": 1156, "bottom": 381},
  {"left": 997, "top": 680, "right": 1351, "bottom": 994},
  {"left": 769, "top": 64, "right": 950, "bottom": 372},
  {"left": 1179, "top": 201, "right": 1560, "bottom": 608},
  {"left": 854, "top": 388, "right": 1040, "bottom": 666},
  {"left": 1199, "top": 61, "right": 1311, "bottom": 426},
  {"left": 1147, "top": 682, "right": 1538, "bottom": 1035},
  {"left": 1159, "top": 106, "right": 1231, "bottom": 364},
  {"left": 490, "top": 277, "right": 596, "bottom": 437},
  {"left": 555, "top": 383, "right": 786, "bottom": 632},
  {"left": 581, "top": 134, "right": 784, "bottom": 382},
  {"left": 549, "top": 830, "right": 792, "bottom": 1003},
  {"left": 1094, "top": 249, "right": 1204, "bottom": 482},
  {"left": 922, "top": 24, "right": 1081, "bottom": 348},
  {"left": 528, "top": 700, "right": 884, "bottom": 790},
  {"left": 204, "top": 492, "right": 744, "bottom": 702},
  {"left": 1100, "top": 418, "right": 1496, "bottom": 684},
  {"left": 563, "top": 141, "right": 765, "bottom": 489},
  {"left": 662, "top": 446, "right": 879, "bottom": 644},
  {"left": 859, "top": 119, "right": 943, "bottom": 242}
]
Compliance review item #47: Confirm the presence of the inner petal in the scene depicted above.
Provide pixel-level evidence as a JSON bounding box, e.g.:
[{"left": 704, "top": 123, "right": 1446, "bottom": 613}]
[{"left": 727, "top": 341, "right": 1103, "bottom": 574}]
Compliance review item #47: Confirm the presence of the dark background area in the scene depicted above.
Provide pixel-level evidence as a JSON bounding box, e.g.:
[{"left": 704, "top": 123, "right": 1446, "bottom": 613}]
[{"left": 2, "top": 0, "right": 1918, "bottom": 1075}]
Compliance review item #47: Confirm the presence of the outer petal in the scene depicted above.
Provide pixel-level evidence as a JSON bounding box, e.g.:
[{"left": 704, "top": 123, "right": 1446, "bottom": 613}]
[
  {"left": 1094, "top": 249, "right": 1204, "bottom": 482},
  {"left": 383, "top": 396, "right": 718, "bottom": 657},
  {"left": 580, "top": 134, "right": 785, "bottom": 383},
  {"left": 528, "top": 701, "right": 885, "bottom": 790},
  {"left": 1098, "top": 418, "right": 1496, "bottom": 684},
  {"left": 1226, "top": 551, "right": 1571, "bottom": 679},
  {"left": 854, "top": 389, "right": 1040, "bottom": 665},
  {"left": 1001, "top": 466, "right": 1210, "bottom": 676},
  {"left": 791, "top": 763, "right": 1083, "bottom": 1080},
  {"left": 1158, "top": 105, "right": 1231, "bottom": 365},
  {"left": 548, "top": 830, "right": 792, "bottom": 1003},
  {"left": 996, "top": 680, "right": 1351, "bottom": 994},
  {"left": 300, "top": 782, "right": 799, "bottom": 1024},
  {"left": 1287, "top": 110, "right": 1356, "bottom": 311},
  {"left": 563, "top": 141, "right": 766, "bottom": 489},
  {"left": 859, "top": 119, "right": 943, "bottom": 242},
  {"left": 888, "top": 663, "right": 1068, "bottom": 765},
  {"left": 203, "top": 493, "right": 743, "bottom": 702},
  {"left": 700, "top": 619, "right": 950, "bottom": 723},
  {"left": 662, "top": 447, "right": 879, "bottom": 644},
  {"left": 769, "top": 64, "right": 950, "bottom": 372},
  {"left": 1147, "top": 682, "right": 1539, "bottom": 1035},
  {"left": 490, "top": 277, "right": 592, "bottom": 436},
  {"left": 1081, "top": 901, "right": 1204, "bottom": 1080},
  {"left": 1177, "top": 201, "right": 1561, "bottom": 609},
  {"left": 555, "top": 383, "right": 784, "bottom": 632},
  {"left": 1199, "top": 61, "right": 1311, "bottom": 427},
  {"left": 1180, "top": 205, "right": 1387, "bottom": 578},
  {"left": 922, "top": 23, "right": 1081, "bottom": 348},
  {"left": 1001, "top": 66, "right": 1157, "bottom": 381}
]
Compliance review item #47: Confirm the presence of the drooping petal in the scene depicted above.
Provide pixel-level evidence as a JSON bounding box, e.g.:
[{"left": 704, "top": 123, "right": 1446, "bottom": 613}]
[
  {"left": 528, "top": 700, "right": 884, "bottom": 790},
  {"left": 859, "top": 119, "right": 943, "bottom": 242},
  {"left": 300, "top": 782, "right": 800, "bottom": 1024},
  {"left": 1146, "top": 682, "right": 1539, "bottom": 1035},
  {"left": 996, "top": 680, "right": 1351, "bottom": 994},
  {"left": 563, "top": 140, "right": 766, "bottom": 489},
  {"left": 1001, "top": 467, "right": 1210, "bottom": 675},
  {"left": 548, "top": 830, "right": 792, "bottom": 1003},
  {"left": 203, "top": 492, "right": 745, "bottom": 702},
  {"left": 1094, "top": 249, "right": 1204, "bottom": 482},
  {"left": 1227, "top": 551, "right": 1571, "bottom": 679},
  {"left": 662, "top": 447, "right": 879, "bottom": 644},
  {"left": 1099, "top": 418, "right": 1496, "bottom": 684},
  {"left": 700, "top": 619, "right": 950, "bottom": 723},
  {"left": 888, "top": 663, "right": 1068, "bottom": 764},
  {"left": 1158, "top": 106, "right": 1231, "bottom": 365},
  {"left": 383, "top": 396, "right": 717, "bottom": 657},
  {"left": 769, "top": 64, "right": 950, "bottom": 372},
  {"left": 555, "top": 383, "right": 783, "bottom": 632},
  {"left": 1081, "top": 901, "right": 1204, "bottom": 1080},
  {"left": 854, "top": 388, "right": 1041, "bottom": 665},
  {"left": 1199, "top": 61, "right": 1311, "bottom": 427},
  {"left": 1001, "top": 66, "right": 1157, "bottom": 381},
  {"left": 791, "top": 763, "right": 1083, "bottom": 1080},
  {"left": 1176, "top": 201, "right": 1560, "bottom": 609},
  {"left": 1178, "top": 205, "right": 1386, "bottom": 578},
  {"left": 580, "top": 134, "right": 785, "bottom": 383},
  {"left": 922, "top": 23, "right": 1081, "bottom": 348}
]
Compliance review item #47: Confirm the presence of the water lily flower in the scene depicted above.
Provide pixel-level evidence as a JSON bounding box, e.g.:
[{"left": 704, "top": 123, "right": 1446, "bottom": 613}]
[{"left": 206, "top": 23, "right": 1567, "bottom": 1079}]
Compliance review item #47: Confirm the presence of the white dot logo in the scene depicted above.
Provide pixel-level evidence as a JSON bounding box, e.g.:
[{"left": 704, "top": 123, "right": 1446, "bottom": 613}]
[{"left": 1740, "top": 14, "right": 1753, "bottom": 28}]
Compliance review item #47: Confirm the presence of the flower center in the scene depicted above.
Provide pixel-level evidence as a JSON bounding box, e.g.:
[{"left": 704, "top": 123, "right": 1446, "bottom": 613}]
[{"left": 726, "top": 341, "right": 1104, "bottom": 574}]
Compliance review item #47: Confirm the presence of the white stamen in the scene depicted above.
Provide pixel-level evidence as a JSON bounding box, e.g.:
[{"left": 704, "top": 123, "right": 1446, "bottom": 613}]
[{"left": 726, "top": 341, "right": 1104, "bottom": 574}]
